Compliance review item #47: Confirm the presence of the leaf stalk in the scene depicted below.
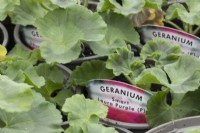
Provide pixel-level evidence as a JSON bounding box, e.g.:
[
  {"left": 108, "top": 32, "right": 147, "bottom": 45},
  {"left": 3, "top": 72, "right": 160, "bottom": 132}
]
[
  {"left": 123, "top": 74, "right": 135, "bottom": 85},
  {"left": 164, "top": 20, "right": 183, "bottom": 31},
  {"left": 84, "top": 0, "right": 88, "bottom": 7}
]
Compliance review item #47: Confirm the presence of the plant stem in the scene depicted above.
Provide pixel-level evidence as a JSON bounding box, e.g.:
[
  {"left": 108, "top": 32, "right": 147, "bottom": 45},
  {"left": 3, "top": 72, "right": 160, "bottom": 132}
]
[
  {"left": 123, "top": 74, "right": 135, "bottom": 85},
  {"left": 84, "top": 0, "right": 88, "bottom": 7},
  {"left": 163, "top": 20, "right": 184, "bottom": 31},
  {"left": 193, "top": 26, "right": 200, "bottom": 35},
  {"left": 188, "top": 25, "right": 193, "bottom": 34},
  {"left": 183, "top": 22, "right": 189, "bottom": 33}
]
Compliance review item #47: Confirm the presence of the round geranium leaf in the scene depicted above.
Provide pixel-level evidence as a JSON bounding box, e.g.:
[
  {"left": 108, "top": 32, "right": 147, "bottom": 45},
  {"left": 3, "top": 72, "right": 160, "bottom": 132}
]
[
  {"left": 146, "top": 89, "right": 200, "bottom": 127},
  {"left": 88, "top": 12, "right": 140, "bottom": 56},
  {"left": 106, "top": 47, "right": 145, "bottom": 78},
  {"left": 35, "top": 5, "right": 107, "bottom": 64},
  {"left": 166, "top": 1, "right": 200, "bottom": 25},
  {"left": 0, "top": 75, "right": 33, "bottom": 112},
  {"left": 62, "top": 94, "right": 108, "bottom": 126},
  {"left": 10, "top": 0, "right": 49, "bottom": 26},
  {"left": 39, "top": 41, "right": 82, "bottom": 64},
  {"left": 140, "top": 38, "right": 183, "bottom": 66},
  {"left": 164, "top": 54, "right": 200, "bottom": 93}
]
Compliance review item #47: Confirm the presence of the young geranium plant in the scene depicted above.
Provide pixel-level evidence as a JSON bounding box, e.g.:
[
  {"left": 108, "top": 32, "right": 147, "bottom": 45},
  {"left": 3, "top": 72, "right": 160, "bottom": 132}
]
[
  {"left": 68, "top": 38, "right": 183, "bottom": 87},
  {"left": 0, "top": 46, "right": 63, "bottom": 133},
  {"left": 0, "top": 0, "right": 140, "bottom": 65},
  {"left": 0, "top": 44, "right": 119, "bottom": 133},
  {"left": 68, "top": 38, "right": 200, "bottom": 128},
  {"left": 1, "top": 44, "right": 74, "bottom": 107},
  {"left": 135, "top": 54, "right": 200, "bottom": 127},
  {"left": 62, "top": 94, "right": 118, "bottom": 133},
  {"left": 1, "top": 0, "right": 167, "bottom": 64}
]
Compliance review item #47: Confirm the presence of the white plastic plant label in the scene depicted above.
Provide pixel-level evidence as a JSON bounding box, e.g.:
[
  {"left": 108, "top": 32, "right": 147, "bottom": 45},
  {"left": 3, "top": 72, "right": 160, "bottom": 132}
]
[
  {"left": 22, "top": 26, "right": 44, "bottom": 49},
  {"left": 139, "top": 25, "right": 200, "bottom": 58},
  {"left": 87, "top": 79, "right": 152, "bottom": 129}
]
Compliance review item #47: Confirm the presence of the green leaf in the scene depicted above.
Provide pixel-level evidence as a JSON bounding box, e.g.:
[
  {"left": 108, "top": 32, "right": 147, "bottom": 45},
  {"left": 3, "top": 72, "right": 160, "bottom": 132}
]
[
  {"left": 136, "top": 54, "right": 200, "bottom": 93},
  {"left": 88, "top": 12, "right": 140, "bottom": 56},
  {"left": 8, "top": 45, "right": 42, "bottom": 65},
  {"left": 97, "top": 0, "right": 115, "bottom": 12},
  {"left": 109, "top": 0, "right": 145, "bottom": 16},
  {"left": 68, "top": 60, "right": 115, "bottom": 86},
  {"left": 166, "top": 1, "right": 200, "bottom": 25},
  {"left": 164, "top": 54, "right": 200, "bottom": 93},
  {"left": 140, "top": 38, "right": 183, "bottom": 66},
  {"left": 50, "top": 0, "right": 80, "bottom": 8},
  {"left": 62, "top": 94, "right": 108, "bottom": 126},
  {"left": 3, "top": 60, "right": 45, "bottom": 88},
  {"left": 9, "top": 0, "right": 49, "bottom": 26},
  {"left": 35, "top": 5, "right": 107, "bottom": 64},
  {"left": 0, "top": 75, "right": 33, "bottom": 112},
  {"left": 40, "top": 41, "right": 82, "bottom": 64},
  {"left": 146, "top": 89, "right": 200, "bottom": 127},
  {"left": 35, "top": 63, "right": 64, "bottom": 103},
  {"left": 0, "top": 92, "right": 63, "bottom": 133},
  {"left": 106, "top": 47, "right": 145, "bottom": 78},
  {"left": 135, "top": 67, "right": 169, "bottom": 88},
  {"left": 165, "top": 3, "right": 186, "bottom": 20},
  {"left": 52, "top": 89, "right": 73, "bottom": 107},
  {"left": 0, "top": 0, "right": 20, "bottom": 21},
  {"left": 35, "top": 63, "right": 64, "bottom": 84}
]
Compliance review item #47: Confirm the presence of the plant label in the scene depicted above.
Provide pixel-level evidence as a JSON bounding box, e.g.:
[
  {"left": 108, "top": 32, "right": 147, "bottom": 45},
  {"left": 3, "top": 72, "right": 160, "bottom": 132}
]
[
  {"left": 87, "top": 79, "right": 152, "bottom": 129},
  {"left": 139, "top": 25, "right": 200, "bottom": 58},
  {"left": 22, "top": 26, "right": 44, "bottom": 49}
]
